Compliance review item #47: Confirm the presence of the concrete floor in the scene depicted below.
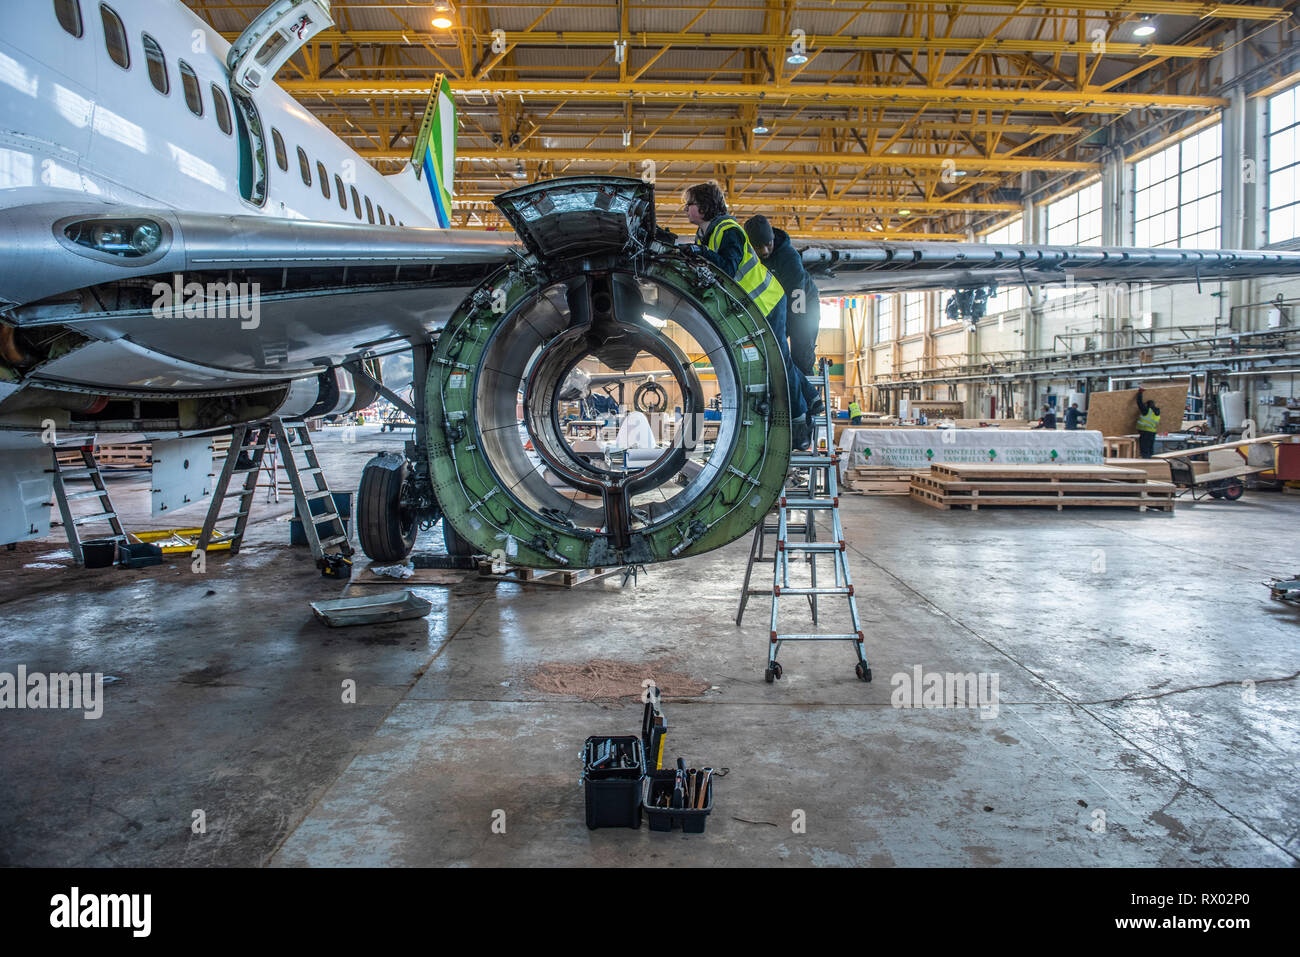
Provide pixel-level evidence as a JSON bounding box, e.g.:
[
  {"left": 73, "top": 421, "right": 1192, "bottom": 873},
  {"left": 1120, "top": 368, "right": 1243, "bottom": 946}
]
[{"left": 1, "top": 424, "right": 1297, "bottom": 866}]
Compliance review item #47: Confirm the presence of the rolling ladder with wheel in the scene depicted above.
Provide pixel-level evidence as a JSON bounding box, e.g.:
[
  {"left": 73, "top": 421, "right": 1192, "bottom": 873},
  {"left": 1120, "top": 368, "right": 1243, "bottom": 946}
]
[
  {"left": 737, "top": 359, "right": 872, "bottom": 683},
  {"left": 197, "top": 419, "right": 351, "bottom": 561},
  {"left": 47, "top": 444, "right": 126, "bottom": 566}
]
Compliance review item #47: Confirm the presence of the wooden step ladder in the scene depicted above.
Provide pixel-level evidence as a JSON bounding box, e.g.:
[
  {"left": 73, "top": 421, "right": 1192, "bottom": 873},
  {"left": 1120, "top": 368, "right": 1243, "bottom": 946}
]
[{"left": 47, "top": 443, "right": 126, "bottom": 566}]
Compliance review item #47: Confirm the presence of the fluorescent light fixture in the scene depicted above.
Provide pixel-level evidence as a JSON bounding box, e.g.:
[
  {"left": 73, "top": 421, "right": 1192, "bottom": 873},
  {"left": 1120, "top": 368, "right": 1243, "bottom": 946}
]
[
  {"left": 1133, "top": 16, "right": 1156, "bottom": 38},
  {"left": 752, "top": 116, "right": 769, "bottom": 134}
]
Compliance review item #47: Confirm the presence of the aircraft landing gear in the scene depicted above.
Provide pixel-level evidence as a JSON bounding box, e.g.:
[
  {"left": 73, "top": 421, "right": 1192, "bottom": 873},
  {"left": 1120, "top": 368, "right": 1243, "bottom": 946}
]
[{"left": 357, "top": 452, "right": 420, "bottom": 563}]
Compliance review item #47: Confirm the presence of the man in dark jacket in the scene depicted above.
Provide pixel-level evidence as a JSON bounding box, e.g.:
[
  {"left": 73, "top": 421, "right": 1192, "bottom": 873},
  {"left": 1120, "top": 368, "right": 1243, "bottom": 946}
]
[
  {"left": 1032, "top": 405, "right": 1057, "bottom": 430},
  {"left": 744, "top": 215, "right": 823, "bottom": 417},
  {"left": 1064, "top": 402, "right": 1082, "bottom": 430}
]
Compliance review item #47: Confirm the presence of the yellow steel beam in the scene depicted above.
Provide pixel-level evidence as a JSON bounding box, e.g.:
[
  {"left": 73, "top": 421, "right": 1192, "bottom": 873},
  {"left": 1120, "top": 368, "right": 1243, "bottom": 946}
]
[
  {"left": 359, "top": 146, "right": 1096, "bottom": 173},
  {"left": 223, "top": 29, "right": 1220, "bottom": 59},
  {"left": 769, "top": 0, "right": 1288, "bottom": 18},
  {"left": 450, "top": 194, "right": 1023, "bottom": 213},
  {"left": 279, "top": 78, "right": 1227, "bottom": 112}
]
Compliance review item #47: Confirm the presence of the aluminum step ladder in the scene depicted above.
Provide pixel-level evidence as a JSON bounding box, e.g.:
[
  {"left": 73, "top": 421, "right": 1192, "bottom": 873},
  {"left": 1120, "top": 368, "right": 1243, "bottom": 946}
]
[
  {"left": 47, "top": 443, "right": 126, "bottom": 566},
  {"left": 197, "top": 419, "right": 351, "bottom": 560},
  {"left": 738, "top": 359, "right": 872, "bottom": 683}
]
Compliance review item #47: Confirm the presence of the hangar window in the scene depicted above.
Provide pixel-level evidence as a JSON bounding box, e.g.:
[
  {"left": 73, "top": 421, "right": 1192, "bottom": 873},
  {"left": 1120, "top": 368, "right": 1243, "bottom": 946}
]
[
  {"left": 317, "top": 161, "right": 329, "bottom": 198},
  {"left": 351, "top": 185, "right": 362, "bottom": 219},
  {"left": 178, "top": 60, "right": 201, "bottom": 115},
  {"left": 55, "top": 0, "right": 83, "bottom": 38},
  {"left": 297, "top": 146, "right": 311, "bottom": 186},
  {"left": 1046, "top": 181, "right": 1102, "bottom": 247},
  {"left": 142, "top": 33, "right": 167, "bottom": 95},
  {"left": 1134, "top": 124, "right": 1221, "bottom": 249},
  {"left": 979, "top": 216, "right": 1025, "bottom": 313},
  {"left": 100, "top": 4, "right": 129, "bottom": 70},
  {"left": 211, "top": 84, "right": 232, "bottom": 135},
  {"left": 901, "top": 292, "right": 924, "bottom": 337},
  {"left": 874, "top": 294, "right": 893, "bottom": 343},
  {"left": 1268, "top": 83, "right": 1300, "bottom": 243},
  {"left": 271, "top": 128, "right": 287, "bottom": 171},
  {"left": 365, "top": 195, "right": 375, "bottom": 223}
]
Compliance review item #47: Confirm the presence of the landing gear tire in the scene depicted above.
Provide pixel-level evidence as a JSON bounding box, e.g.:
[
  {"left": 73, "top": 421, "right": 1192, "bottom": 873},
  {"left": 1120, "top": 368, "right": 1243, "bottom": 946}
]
[
  {"left": 764, "top": 661, "right": 783, "bottom": 683},
  {"left": 856, "top": 662, "right": 872, "bottom": 682},
  {"left": 357, "top": 453, "right": 417, "bottom": 563}
]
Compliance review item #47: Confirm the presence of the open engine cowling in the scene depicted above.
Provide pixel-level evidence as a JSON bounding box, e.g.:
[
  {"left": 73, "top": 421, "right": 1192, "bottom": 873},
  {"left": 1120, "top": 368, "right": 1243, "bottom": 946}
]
[{"left": 425, "top": 177, "right": 792, "bottom": 569}]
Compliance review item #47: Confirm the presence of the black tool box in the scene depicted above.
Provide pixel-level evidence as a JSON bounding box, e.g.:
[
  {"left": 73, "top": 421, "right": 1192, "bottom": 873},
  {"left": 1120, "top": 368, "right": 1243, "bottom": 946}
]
[
  {"left": 643, "top": 769, "right": 714, "bottom": 833},
  {"left": 581, "top": 736, "right": 645, "bottom": 829}
]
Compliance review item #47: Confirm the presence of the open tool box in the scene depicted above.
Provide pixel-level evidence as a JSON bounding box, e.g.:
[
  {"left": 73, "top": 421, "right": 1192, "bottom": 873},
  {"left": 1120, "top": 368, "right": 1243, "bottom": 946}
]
[
  {"left": 643, "top": 764, "right": 714, "bottom": 833},
  {"left": 580, "top": 691, "right": 714, "bottom": 833}
]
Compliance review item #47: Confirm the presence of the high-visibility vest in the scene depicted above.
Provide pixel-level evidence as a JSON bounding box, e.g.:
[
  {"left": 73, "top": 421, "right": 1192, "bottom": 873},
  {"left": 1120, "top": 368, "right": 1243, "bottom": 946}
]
[
  {"left": 848, "top": 400, "right": 863, "bottom": 418},
  {"left": 702, "top": 216, "right": 785, "bottom": 318},
  {"left": 1136, "top": 408, "right": 1160, "bottom": 432}
]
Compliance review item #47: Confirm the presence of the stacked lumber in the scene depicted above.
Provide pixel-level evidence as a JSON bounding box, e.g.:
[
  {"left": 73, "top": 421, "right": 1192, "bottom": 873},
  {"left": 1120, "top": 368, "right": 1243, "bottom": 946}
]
[
  {"left": 850, "top": 465, "right": 928, "bottom": 495},
  {"left": 910, "top": 463, "right": 1175, "bottom": 512}
]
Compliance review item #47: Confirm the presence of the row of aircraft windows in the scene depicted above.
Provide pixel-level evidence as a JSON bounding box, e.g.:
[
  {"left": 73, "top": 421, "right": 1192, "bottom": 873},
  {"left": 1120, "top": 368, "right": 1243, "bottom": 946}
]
[{"left": 55, "top": 0, "right": 403, "bottom": 226}]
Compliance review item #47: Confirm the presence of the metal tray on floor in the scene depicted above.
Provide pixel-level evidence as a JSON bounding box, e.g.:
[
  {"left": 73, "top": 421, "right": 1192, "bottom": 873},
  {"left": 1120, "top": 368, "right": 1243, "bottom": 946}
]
[{"left": 309, "top": 590, "right": 433, "bottom": 627}]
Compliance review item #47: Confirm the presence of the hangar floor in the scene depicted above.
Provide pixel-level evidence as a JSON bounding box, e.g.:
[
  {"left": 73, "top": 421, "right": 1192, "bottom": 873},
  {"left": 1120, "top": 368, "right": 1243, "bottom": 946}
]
[{"left": 1, "top": 425, "right": 1297, "bottom": 866}]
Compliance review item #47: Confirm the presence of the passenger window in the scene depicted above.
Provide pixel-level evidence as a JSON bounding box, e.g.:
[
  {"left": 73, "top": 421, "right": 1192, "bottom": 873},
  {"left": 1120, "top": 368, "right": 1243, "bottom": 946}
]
[
  {"left": 297, "top": 147, "right": 311, "bottom": 186},
  {"left": 317, "top": 162, "right": 329, "bottom": 198},
  {"left": 376, "top": 204, "right": 384, "bottom": 224},
  {"left": 211, "top": 84, "right": 231, "bottom": 135},
  {"left": 351, "top": 186, "right": 362, "bottom": 219},
  {"left": 271, "top": 128, "right": 287, "bottom": 171},
  {"left": 100, "top": 4, "right": 129, "bottom": 69},
  {"left": 335, "top": 175, "right": 346, "bottom": 209},
  {"left": 389, "top": 214, "right": 396, "bottom": 226},
  {"left": 142, "top": 33, "right": 167, "bottom": 95},
  {"left": 54, "top": 0, "right": 82, "bottom": 37},
  {"left": 364, "top": 196, "right": 375, "bottom": 223},
  {"left": 178, "top": 60, "right": 201, "bottom": 115}
]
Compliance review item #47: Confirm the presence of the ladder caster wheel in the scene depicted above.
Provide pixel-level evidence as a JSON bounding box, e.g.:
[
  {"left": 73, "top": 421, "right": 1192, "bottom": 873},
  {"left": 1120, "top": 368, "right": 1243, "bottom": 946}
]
[
  {"left": 764, "top": 667, "right": 775, "bottom": 684},
  {"left": 856, "top": 662, "right": 872, "bottom": 683}
]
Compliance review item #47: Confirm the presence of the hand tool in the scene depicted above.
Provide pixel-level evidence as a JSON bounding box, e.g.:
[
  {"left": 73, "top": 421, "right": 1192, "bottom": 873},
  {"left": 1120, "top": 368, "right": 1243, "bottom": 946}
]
[
  {"left": 696, "top": 767, "right": 714, "bottom": 808},
  {"left": 687, "top": 768, "right": 697, "bottom": 809}
]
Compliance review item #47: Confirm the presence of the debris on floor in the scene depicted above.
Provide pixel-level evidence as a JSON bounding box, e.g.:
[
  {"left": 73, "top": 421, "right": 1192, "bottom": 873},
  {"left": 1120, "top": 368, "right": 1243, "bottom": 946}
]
[{"left": 527, "top": 657, "right": 710, "bottom": 701}]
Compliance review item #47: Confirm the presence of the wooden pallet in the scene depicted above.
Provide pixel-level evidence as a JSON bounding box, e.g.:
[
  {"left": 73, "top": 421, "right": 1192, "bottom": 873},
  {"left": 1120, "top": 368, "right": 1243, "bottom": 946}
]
[
  {"left": 849, "top": 466, "right": 928, "bottom": 495},
  {"left": 477, "top": 562, "right": 622, "bottom": 588},
  {"left": 910, "top": 463, "right": 1175, "bottom": 511}
]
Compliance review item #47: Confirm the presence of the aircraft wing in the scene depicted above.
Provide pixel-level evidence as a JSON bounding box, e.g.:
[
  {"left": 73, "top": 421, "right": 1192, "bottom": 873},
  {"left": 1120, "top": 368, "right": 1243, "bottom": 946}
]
[
  {"left": 798, "top": 239, "right": 1300, "bottom": 296},
  {"left": 0, "top": 201, "right": 518, "bottom": 383}
]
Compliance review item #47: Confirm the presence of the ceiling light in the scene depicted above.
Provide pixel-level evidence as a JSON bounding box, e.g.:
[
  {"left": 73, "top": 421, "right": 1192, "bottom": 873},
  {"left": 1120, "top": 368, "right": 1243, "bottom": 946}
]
[
  {"left": 898, "top": 209, "right": 911, "bottom": 216},
  {"left": 752, "top": 116, "right": 769, "bottom": 134},
  {"left": 1133, "top": 16, "right": 1156, "bottom": 38},
  {"left": 786, "top": 52, "right": 808, "bottom": 65},
  {"left": 432, "top": 16, "right": 453, "bottom": 29},
  {"left": 433, "top": 1, "right": 452, "bottom": 10}
]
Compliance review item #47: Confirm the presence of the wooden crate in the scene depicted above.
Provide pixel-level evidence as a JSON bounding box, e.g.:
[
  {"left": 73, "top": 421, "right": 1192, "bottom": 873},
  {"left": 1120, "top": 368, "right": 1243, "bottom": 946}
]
[
  {"left": 1103, "top": 435, "right": 1139, "bottom": 459},
  {"left": 910, "top": 463, "right": 1175, "bottom": 512}
]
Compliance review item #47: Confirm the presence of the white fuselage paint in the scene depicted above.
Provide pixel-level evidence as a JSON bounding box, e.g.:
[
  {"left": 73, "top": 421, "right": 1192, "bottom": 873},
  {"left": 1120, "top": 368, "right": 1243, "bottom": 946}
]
[{"left": 0, "top": 0, "right": 431, "bottom": 226}]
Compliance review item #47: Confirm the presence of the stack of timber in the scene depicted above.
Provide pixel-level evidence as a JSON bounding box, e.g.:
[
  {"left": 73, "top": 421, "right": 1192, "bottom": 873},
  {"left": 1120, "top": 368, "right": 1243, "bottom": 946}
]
[
  {"left": 910, "top": 463, "right": 1176, "bottom": 512},
  {"left": 850, "top": 465, "right": 928, "bottom": 495}
]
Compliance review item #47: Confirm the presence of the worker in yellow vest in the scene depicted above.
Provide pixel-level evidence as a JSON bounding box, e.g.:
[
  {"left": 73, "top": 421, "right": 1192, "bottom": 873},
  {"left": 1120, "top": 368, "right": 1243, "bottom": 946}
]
[
  {"left": 1135, "top": 387, "right": 1161, "bottom": 458},
  {"left": 682, "top": 182, "right": 809, "bottom": 449},
  {"left": 848, "top": 398, "right": 863, "bottom": 424}
]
